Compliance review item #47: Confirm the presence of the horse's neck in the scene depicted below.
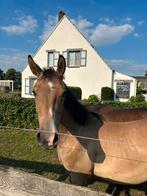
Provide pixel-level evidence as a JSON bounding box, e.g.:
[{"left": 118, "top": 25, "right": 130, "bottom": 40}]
[
  {"left": 60, "top": 108, "right": 82, "bottom": 134},
  {"left": 58, "top": 107, "right": 104, "bottom": 165},
  {"left": 60, "top": 107, "right": 101, "bottom": 137}
]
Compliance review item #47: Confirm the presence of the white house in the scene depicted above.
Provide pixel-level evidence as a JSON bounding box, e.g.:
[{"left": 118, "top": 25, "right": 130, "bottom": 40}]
[{"left": 22, "top": 11, "right": 136, "bottom": 101}]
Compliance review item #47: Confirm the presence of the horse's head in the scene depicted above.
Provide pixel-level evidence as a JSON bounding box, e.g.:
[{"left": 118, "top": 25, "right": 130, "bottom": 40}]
[{"left": 28, "top": 55, "right": 66, "bottom": 149}]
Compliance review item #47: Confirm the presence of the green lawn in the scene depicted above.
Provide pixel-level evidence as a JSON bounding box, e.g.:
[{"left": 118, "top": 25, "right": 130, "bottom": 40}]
[
  {"left": 0, "top": 129, "right": 146, "bottom": 195},
  {"left": 0, "top": 129, "right": 67, "bottom": 181}
]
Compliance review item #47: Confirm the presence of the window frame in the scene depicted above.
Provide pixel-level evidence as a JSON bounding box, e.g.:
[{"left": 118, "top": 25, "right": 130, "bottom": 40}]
[
  {"left": 62, "top": 49, "right": 87, "bottom": 68},
  {"left": 29, "top": 76, "right": 37, "bottom": 96},
  {"left": 25, "top": 78, "right": 30, "bottom": 95},
  {"left": 25, "top": 76, "right": 37, "bottom": 96},
  {"left": 46, "top": 50, "right": 60, "bottom": 67},
  {"left": 115, "top": 80, "right": 131, "bottom": 99}
]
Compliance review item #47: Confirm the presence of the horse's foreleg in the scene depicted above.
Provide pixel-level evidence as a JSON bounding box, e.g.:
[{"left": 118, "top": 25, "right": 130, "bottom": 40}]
[{"left": 69, "top": 171, "right": 91, "bottom": 186}]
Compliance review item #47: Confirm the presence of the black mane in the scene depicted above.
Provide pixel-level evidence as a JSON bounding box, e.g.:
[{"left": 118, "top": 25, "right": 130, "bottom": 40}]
[
  {"left": 43, "top": 68, "right": 56, "bottom": 77},
  {"left": 64, "top": 88, "right": 89, "bottom": 125}
]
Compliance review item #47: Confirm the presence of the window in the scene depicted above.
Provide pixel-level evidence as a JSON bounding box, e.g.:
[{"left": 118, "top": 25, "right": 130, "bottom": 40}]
[
  {"left": 25, "top": 77, "right": 37, "bottom": 95},
  {"left": 62, "top": 49, "right": 87, "bottom": 67},
  {"left": 25, "top": 78, "right": 29, "bottom": 94},
  {"left": 29, "top": 77, "right": 37, "bottom": 95},
  {"left": 116, "top": 81, "right": 130, "bottom": 99},
  {"left": 68, "top": 51, "right": 81, "bottom": 67},
  {"left": 47, "top": 51, "right": 59, "bottom": 67}
]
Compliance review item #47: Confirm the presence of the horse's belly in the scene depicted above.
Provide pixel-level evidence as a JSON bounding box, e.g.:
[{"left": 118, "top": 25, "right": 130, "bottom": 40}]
[{"left": 94, "top": 156, "right": 147, "bottom": 184}]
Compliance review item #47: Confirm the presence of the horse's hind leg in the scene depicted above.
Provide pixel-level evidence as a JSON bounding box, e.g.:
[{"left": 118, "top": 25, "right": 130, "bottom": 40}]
[{"left": 69, "top": 171, "right": 91, "bottom": 186}]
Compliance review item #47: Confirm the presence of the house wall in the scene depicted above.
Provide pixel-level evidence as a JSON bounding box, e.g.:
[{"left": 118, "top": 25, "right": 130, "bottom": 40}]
[{"left": 22, "top": 16, "right": 112, "bottom": 99}]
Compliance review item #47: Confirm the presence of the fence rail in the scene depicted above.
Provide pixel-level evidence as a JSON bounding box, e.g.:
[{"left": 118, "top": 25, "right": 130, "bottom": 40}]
[{"left": 0, "top": 165, "right": 108, "bottom": 196}]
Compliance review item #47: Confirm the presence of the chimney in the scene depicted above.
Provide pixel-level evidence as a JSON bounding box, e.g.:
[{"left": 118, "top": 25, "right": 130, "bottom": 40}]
[{"left": 58, "top": 11, "right": 65, "bottom": 22}]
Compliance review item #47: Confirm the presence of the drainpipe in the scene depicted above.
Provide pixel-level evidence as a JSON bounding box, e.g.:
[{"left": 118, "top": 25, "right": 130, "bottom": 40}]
[{"left": 111, "top": 69, "right": 115, "bottom": 100}]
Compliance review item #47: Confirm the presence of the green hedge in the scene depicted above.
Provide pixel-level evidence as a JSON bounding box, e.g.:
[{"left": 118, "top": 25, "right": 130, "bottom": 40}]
[
  {"left": 0, "top": 97, "right": 37, "bottom": 129},
  {"left": 68, "top": 86, "right": 82, "bottom": 100},
  {"left": 101, "top": 87, "right": 114, "bottom": 101},
  {"left": 0, "top": 97, "right": 147, "bottom": 129}
]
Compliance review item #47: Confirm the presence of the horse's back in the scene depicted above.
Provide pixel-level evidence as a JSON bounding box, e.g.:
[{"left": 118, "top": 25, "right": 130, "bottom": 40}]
[{"left": 87, "top": 104, "right": 147, "bottom": 122}]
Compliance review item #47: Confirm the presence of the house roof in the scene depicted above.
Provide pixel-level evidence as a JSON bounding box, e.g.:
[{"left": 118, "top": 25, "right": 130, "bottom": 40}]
[
  {"left": 23, "top": 13, "right": 112, "bottom": 72},
  {"left": 133, "top": 76, "right": 147, "bottom": 81}
]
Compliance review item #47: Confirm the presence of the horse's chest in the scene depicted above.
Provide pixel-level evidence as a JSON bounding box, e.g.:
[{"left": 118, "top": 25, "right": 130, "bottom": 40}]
[{"left": 57, "top": 139, "right": 93, "bottom": 174}]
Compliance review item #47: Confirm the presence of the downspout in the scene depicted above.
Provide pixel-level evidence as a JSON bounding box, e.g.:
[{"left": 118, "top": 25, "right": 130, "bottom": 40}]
[
  {"left": 111, "top": 69, "right": 115, "bottom": 100},
  {"left": 111, "top": 69, "right": 115, "bottom": 89}
]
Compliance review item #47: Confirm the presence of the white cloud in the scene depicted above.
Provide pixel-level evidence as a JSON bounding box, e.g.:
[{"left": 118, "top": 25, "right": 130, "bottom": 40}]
[
  {"left": 73, "top": 17, "right": 134, "bottom": 45},
  {"left": 39, "top": 15, "right": 57, "bottom": 42},
  {"left": 39, "top": 15, "right": 134, "bottom": 46},
  {"left": 89, "top": 24, "right": 134, "bottom": 45},
  {"left": 138, "top": 20, "right": 145, "bottom": 26},
  {"left": 107, "top": 58, "right": 147, "bottom": 75},
  {"left": 122, "top": 17, "right": 132, "bottom": 23},
  {"left": 72, "top": 16, "right": 93, "bottom": 30},
  {"left": 133, "top": 33, "right": 141, "bottom": 38},
  {"left": 0, "top": 15, "right": 38, "bottom": 35},
  {"left": 0, "top": 48, "right": 28, "bottom": 71},
  {"left": 99, "top": 17, "right": 114, "bottom": 25}
]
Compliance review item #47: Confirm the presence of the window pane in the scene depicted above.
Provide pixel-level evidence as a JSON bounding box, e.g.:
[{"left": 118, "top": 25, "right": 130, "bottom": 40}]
[
  {"left": 25, "top": 87, "right": 29, "bottom": 94},
  {"left": 48, "top": 52, "right": 54, "bottom": 66},
  {"left": 25, "top": 78, "right": 29, "bottom": 86},
  {"left": 25, "top": 78, "right": 29, "bottom": 94},
  {"left": 116, "top": 82, "right": 130, "bottom": 98},
  {"left": 54, "top": 59, "right": 58, "bottom": 66},
  {"left": 69, "top": 52, "right": 75, "bottom": 66},
  {"left": 81, "top": 51, "right": 86, "bottom": 58},
  {"left": 54, "top": 52, "right": 59, "bottom": 59},
  {"left": 81, "top": 58, "right": 86, "bottom": 66},
  {"left": 30, "top": 78, "right": 37, "bottom": 95},
  {"left": 75, "top": 52, "right": 80, "bottom": 65},
  {"left": 62, "top": 51, "right": 67, "bottom": 58},
  {"left": 68, "top": 51, "right": 80, "bottom": 67}
]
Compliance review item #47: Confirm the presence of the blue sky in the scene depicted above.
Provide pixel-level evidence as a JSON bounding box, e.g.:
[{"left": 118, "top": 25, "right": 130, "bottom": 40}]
[{"left": 0, "top": 0, "right": 147, "bottom": 76}]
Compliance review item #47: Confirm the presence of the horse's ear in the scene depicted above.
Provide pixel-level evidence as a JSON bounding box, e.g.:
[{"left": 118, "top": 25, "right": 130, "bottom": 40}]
[
  {"left": 28, "top": 55, "right": 43, "bottom": 77},
  {"left": 56, "top": 55, "right": 66, "bottom": 79}
]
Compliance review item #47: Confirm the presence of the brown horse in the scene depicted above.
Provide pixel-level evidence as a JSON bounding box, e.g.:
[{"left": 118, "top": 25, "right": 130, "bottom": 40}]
[{"left": 28, "top": 54, "right": 147, "bottom": 186}]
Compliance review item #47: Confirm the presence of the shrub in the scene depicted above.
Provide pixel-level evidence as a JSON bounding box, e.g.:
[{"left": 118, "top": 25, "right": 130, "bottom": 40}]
[
  {"left": 129, "top": 95, "right": 145, "bottom": 103},
  {"left": 88, "top": 94, "right": 100, "bottom": 104},
  {"left": 68, "top": 86, "right": 82, "bottom": 100},
  {"left": 101, "top": 87, "right": 114, "bottom": 101},
  {"left": 0, "top": 97, "right": 37, "bottom": 129}
]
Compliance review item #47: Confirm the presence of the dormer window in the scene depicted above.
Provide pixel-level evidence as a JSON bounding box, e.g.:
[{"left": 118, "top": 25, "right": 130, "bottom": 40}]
[{"left": 62, "top": 49, "right": 87, "bottom": 68}]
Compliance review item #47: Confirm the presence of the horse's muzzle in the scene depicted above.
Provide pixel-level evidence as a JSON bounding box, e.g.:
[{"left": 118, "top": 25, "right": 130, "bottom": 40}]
[{"left": 36, "top": 132, "right": 58, "bottom": 149}]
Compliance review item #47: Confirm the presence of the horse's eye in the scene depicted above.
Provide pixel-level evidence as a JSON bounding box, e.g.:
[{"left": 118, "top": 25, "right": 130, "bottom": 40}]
[{"left": 32, "top": 90, "right": 36, "bottom": 96}]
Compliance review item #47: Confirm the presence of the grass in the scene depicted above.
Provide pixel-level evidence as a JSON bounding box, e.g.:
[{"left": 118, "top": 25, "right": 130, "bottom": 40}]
[
  {"left": 0, "top": 129, "right": 67, "bottom": 181},
  {"left": 0, "top": 128, "right": 146, "bottom": 195}
]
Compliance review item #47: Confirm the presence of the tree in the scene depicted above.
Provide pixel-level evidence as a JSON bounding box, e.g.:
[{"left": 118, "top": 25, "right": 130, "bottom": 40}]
[
  {"left": 5, "top": 68, "right": 21, "bottom": 90},
  {"left": 0, "top": 68, "right": 5, "bottom": 79},
  {"left": 5, "top": 68, "right": 16, "bottom": 80}
]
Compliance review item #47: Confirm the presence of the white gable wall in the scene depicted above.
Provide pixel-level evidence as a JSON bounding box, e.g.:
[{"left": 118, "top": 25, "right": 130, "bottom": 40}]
[{"left": 22, "top": 16, "right": 113, "bottom": 99}]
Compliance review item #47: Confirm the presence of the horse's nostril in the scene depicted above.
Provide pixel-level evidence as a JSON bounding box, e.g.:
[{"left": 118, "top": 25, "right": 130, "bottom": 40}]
[{"left": 37, "top": 132, "right": 41, "bottom": 141}]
